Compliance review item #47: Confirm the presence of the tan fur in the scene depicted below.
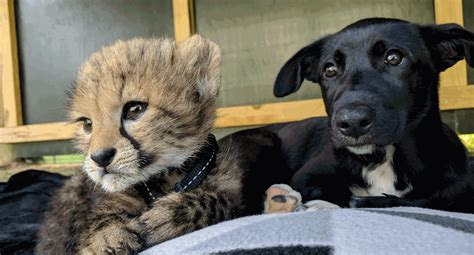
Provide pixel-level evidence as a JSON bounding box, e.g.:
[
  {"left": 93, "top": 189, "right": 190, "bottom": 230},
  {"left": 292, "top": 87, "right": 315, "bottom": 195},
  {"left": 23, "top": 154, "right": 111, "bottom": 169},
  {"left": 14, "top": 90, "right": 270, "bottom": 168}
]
[
  {"left": 264, "top": 184, "right": 300, "bottom": 213},
  {"left": 36, "top": 35, "right": 247, "bottom": 254},
  {"left": 263, "top": 184, "right": 340, "bottom": 213}
]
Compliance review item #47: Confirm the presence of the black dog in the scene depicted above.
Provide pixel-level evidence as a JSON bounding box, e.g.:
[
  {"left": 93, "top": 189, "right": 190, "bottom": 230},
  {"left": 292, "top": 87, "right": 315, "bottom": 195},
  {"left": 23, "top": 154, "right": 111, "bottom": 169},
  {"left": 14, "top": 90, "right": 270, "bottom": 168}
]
[{"left": 243, "top": 18, "right": 474, "bottom": 212}]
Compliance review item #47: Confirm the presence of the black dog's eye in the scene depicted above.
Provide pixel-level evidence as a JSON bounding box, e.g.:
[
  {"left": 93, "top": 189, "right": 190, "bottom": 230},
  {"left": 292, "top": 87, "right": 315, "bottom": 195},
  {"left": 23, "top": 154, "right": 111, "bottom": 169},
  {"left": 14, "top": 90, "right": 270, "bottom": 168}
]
[
  {"left": 385, "top": 50, "right": 403, "bottom": 65},
  {"left": 123, "top": 101, "right": 148, "bottom": 121},
  {"left": 324, "top": 64, "right": 338, "bottom": 78},
  {"left": 82, "top": 118, "right": 92, "bottom": 134}
]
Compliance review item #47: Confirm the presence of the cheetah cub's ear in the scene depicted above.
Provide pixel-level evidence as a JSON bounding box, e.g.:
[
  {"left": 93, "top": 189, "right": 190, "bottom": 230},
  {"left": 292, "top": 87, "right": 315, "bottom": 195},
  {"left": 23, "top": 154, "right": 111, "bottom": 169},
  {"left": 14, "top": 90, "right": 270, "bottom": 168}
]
[{"left": 176, "top": 35, "right": 222, "bottom": 102}]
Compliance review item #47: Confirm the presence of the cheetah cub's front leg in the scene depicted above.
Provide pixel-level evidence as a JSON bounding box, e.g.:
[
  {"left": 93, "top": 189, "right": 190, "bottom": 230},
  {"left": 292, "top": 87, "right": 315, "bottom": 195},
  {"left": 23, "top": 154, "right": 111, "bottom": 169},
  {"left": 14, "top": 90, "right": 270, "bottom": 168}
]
[
  {"left": 138, "top": 188, "right": 233, "bottom": 246},
  {"left": 77, "top": 195, "right": 144, "bottom": 254},
  {"left": 79, "top": 224, "right": 142, "bottom": 255}
]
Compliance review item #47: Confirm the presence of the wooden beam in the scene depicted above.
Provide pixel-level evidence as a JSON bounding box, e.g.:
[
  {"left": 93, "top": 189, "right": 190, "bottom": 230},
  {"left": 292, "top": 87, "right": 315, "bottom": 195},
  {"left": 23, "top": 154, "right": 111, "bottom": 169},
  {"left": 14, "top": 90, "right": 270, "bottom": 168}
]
[
  {"left": 0, "top": 122, "right": 78, "bottom": 144},
  {"left": 434, "top": 0, "right": 467, "bottom": 87},
  {"left": 0, "top": 0, "right": 23, "bottom": 127},
  {"left": 434, "top": 0, "right": 464, "bottom": 25},
  {"left": 215, "top": 99, "right": 326, "bottom": 128},
  {"left": 439, "top": 85, "right": 474, "bottom": 110},
  {"left": 172, "top": 0, "right": 195, "bottom": 43},
  {"left": 0, "top": 0, "right": 21, "bottom": 165},
  {"left": 1, "top": 85, "right": 474, "bottom": 144},
  {"left": 0, "top": 100, "right": 326, "bottom": 144}
]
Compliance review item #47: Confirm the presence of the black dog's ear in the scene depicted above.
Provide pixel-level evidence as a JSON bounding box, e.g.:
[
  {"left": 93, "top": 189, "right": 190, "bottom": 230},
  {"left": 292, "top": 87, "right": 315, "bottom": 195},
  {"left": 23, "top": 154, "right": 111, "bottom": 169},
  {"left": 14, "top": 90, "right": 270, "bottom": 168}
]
[
  {"left": 274, "top": 39, "right": 325, "bottom": 97},
  {"left": 419, "top": 23, "right": 474, "bottom": 72}
]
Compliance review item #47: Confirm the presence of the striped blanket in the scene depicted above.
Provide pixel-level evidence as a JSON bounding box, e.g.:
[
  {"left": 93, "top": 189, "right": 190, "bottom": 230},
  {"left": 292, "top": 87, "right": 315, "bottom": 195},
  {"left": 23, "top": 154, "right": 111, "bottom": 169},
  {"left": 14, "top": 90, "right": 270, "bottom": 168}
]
[{"left": 142, "top": 207, "right": 474, "bottom": 255}]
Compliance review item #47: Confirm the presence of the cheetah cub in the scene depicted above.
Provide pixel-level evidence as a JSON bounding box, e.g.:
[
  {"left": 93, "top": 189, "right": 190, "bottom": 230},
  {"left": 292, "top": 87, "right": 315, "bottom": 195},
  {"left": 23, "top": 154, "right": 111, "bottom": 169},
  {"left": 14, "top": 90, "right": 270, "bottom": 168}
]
[{"left": 36, "top": 35, "right": 289, "bottom": 254}]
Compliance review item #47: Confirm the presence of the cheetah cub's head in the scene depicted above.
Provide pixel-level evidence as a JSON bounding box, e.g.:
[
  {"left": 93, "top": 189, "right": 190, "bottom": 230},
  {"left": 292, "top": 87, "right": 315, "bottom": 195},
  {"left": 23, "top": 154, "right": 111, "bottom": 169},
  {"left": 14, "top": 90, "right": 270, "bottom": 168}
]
[{"left": 68, "top": 35, "right": 221, "bottom": 192}]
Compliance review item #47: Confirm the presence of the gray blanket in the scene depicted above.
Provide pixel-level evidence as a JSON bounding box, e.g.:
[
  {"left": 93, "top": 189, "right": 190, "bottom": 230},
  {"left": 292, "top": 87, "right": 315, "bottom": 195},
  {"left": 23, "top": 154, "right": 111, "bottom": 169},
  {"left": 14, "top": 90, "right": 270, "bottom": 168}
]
[{"left": 142, "top": 207, "right": 474, "bottom": 255}]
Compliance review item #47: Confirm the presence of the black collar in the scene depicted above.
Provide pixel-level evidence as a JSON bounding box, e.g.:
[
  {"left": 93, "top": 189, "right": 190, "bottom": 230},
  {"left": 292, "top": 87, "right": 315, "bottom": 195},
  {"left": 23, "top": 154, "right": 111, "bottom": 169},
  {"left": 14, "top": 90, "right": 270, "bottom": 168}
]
[{"left": 135, "top": 134, "right": 218, "bottom": 205}]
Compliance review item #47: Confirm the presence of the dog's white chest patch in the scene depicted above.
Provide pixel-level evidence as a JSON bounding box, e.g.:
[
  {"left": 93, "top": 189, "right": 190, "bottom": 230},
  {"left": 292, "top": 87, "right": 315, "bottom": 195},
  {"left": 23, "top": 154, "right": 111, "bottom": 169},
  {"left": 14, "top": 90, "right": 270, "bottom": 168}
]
[{"left": 349, "top": 145, "right": 411, "bottom": 197}]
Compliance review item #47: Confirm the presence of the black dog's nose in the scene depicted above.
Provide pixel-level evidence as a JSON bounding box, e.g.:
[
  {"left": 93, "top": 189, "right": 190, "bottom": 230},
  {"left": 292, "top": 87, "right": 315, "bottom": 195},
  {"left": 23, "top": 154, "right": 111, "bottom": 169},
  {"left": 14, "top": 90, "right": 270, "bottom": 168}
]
[
  {"left": 91, "top": 148, "right": 116, "bottom": 167},
  {"left": 335, "top": 107, "right": 374, "bottom": 138}
]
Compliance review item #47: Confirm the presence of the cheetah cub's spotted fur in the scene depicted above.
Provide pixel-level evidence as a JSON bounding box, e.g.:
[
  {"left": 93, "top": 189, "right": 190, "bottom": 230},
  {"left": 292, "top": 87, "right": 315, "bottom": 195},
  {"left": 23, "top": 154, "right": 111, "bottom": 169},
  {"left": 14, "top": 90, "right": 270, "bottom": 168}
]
[{"left": 36, "top": 35, "right": 289, "bottom": 254}]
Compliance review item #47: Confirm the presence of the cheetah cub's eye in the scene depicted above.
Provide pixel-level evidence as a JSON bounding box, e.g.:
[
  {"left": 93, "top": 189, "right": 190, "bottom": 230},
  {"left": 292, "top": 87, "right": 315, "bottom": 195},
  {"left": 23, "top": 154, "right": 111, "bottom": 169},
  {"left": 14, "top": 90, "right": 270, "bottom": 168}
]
[
  {"left": 123, "top": 101, "right": 148, "bottom": 121},
  {"left": 77, "top": 118, "right": 92, "bottom": 134}
]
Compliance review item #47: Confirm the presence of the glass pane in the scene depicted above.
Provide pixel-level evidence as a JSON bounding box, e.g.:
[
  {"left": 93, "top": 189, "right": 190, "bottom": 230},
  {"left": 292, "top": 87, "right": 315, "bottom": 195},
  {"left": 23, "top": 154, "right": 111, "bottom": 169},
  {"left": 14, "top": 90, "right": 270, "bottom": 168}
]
[
  {"left": 16, "top": 0, "right": 174, "bottom": 124},
  {"left": 195, "top": 0, "right": 435, "bottom": 107},
  {"left": 441, "top": 109, "right": 474, "bottom": 135}
]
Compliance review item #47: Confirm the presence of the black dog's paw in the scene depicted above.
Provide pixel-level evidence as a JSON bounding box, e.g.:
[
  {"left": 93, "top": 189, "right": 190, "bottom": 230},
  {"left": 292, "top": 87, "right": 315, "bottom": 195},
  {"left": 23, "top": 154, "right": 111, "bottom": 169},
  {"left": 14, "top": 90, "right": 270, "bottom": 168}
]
[
  {"left": 349, "top": 196, "right": 399, "bottom": 208},
  {"left": 300, "top": 187, "right": 324, "bottom": 201}
]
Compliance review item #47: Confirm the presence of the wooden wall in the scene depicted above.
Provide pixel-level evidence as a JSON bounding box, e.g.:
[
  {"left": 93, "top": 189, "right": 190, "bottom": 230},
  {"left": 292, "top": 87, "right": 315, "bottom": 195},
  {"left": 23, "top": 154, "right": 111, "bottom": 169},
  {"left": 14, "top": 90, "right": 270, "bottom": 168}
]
[
  {"left": 0, "top": 0, "right": 473, "bottom": 160},
  {"left": 16, "top": 0, "right": 174, "bottom": 124},
  {"left": 196, "top": 0, "right": 434, "bottom": 107}
]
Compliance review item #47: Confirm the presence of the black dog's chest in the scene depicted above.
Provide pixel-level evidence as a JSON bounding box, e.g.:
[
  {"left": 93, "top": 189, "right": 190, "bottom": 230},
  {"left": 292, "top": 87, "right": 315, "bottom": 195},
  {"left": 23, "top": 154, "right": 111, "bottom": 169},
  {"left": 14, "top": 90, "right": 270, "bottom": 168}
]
[{"left": 344, "top": 146, "right": 412, "bottom": 197}]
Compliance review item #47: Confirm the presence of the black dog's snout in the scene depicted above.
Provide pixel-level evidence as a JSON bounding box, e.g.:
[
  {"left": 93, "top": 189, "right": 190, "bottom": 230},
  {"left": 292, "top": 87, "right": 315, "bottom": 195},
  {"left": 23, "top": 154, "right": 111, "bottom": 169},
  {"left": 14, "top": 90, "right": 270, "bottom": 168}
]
[
  {"left": 335, "top": 107, "right": 374, "bottom": 138},
  {"left": 91, "top": 148, "right": 116, "bottom": 167}
]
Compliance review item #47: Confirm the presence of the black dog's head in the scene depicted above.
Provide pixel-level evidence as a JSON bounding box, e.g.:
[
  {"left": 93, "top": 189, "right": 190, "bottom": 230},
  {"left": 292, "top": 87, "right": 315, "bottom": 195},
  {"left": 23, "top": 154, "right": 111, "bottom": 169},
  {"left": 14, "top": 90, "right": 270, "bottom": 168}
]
[{"left": 274, "top": 18, "right": 474, "bottom": 153}]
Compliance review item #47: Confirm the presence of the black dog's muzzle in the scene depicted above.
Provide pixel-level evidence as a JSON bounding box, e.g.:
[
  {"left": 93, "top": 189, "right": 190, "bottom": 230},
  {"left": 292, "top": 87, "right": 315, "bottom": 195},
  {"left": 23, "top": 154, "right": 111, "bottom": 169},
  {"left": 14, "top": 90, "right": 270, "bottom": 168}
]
[{"left": 334, "top": 105, "right": 374, "bottom": 139}]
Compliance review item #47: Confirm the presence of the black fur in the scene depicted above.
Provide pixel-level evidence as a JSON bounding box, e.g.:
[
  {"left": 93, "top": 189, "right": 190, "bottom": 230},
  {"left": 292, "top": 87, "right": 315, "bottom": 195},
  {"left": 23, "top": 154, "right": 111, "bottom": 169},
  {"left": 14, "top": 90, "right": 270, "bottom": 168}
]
[
  {"left": 252, "top": 18, "right": 474, "bottom": 212},
  {"left": 220, "top": 129, "right": 293, "bottom": 214}
]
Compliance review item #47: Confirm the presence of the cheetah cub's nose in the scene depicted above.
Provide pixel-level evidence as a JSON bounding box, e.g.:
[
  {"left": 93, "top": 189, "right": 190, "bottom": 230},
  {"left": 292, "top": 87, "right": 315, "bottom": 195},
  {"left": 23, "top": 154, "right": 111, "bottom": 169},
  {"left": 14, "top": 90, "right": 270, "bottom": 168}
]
[{"left": 91, "top": 148, "right": 116, "bottom": 167}]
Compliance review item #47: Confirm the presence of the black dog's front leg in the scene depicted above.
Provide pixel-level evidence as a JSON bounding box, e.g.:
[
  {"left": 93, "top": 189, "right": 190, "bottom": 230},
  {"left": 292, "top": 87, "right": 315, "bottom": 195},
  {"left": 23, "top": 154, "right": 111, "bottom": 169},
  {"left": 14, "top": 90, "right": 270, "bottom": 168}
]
[
  {"left": 291, "top": 160, "right": 351, "bottom": 207},
  {"left": 350, "top": 194, "right": 429, "bottom": 208}
]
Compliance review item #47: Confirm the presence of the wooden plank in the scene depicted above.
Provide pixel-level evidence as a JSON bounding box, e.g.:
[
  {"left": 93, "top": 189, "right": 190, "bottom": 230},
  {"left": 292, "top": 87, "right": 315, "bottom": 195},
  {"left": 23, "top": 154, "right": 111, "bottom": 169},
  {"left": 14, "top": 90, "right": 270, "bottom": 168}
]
[
  {"left": 172, "top": 0, "right": 195, "bottom": 43},
  {"left": 1, "top": 84, "right": 474, "bottom": 143},
  {"left": 0, "top": 122, "right": 78, "bottom": 144},
  {"left": 215, "top": 99, "right": 326, "bottom": 128},
  {"left": 434, "top": 0, "right": 467, "bottom": 87},
  {"left": 439, "top": 85, "right": 474, "bottom": 110},
  {"left": 0, "top": 0, "right": 23, "bottom": 127},
  {"left": 0, "top": 99, "right": 326, "bottom": 143},
  {"left": 434, "top": 0, "right": 464, "bottom": 25},
  {"left": 0, "top": 56, "right": 15, "bottom": 165},
  {"left": 0, "top": 0, "right": 21, "bottom": 165}
]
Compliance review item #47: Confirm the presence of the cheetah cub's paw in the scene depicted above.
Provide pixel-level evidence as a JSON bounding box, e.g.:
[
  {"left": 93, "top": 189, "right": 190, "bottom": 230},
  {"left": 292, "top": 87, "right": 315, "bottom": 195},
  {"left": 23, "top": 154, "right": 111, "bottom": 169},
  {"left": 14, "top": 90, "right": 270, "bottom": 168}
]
[{"left": 264, "top": 184, "right": 340, "bottom": 213}]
